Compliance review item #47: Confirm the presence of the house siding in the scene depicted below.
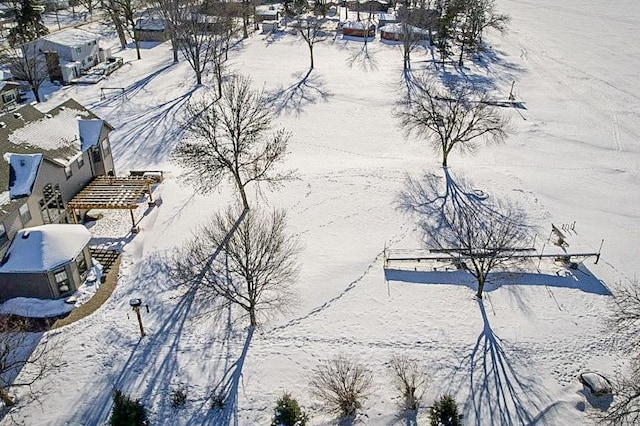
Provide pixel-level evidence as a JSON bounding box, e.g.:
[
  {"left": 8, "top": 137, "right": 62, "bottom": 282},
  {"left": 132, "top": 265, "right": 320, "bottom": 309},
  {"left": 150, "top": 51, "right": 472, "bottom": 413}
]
[{"left": 0, "top": 271, "right": 53, "bottom": 301}]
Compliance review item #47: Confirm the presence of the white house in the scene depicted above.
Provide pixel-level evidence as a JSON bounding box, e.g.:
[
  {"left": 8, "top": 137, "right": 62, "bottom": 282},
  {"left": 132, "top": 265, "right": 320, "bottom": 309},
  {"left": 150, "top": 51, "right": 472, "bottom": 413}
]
[{"left": 33, "top": 28, "right": 101, "bottom": 83}]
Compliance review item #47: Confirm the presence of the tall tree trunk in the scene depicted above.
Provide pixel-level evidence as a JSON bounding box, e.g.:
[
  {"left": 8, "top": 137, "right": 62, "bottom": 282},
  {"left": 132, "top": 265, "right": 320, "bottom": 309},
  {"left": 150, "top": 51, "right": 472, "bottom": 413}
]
[
  {"left": 249, "top": 307, "right": 257, "bottom": 327},
  {"left": 172, "top": 42, "right": 179, "bottom": 63},
  {"left": 476, "top": 275, "right": 485, "bottom": 299},
  {"left": 309, "top": 44, "right": 314, "bottom": 69},
  {"left": 135, "top": 37, "right": 141, "bottom": 60},
  {"left": 31, "top": 86, "right": 41, "bottom": 103},
  {"left": 114, "top": 19, "right": 127, "bottom": 49}
]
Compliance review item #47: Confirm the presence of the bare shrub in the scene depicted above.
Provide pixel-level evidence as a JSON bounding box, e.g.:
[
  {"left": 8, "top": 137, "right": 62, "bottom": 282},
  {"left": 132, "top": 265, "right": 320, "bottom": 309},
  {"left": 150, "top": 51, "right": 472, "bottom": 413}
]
[
  {"left": 309, "top": 354, "right": 373, "bottom": 418},
  {"left": 389, "top": 354, "right": 429, "bottom": 410}
]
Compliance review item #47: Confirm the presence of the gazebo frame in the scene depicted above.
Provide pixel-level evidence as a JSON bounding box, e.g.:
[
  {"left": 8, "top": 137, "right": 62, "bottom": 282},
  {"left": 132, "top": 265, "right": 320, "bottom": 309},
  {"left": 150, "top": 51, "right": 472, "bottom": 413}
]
[{"left": 66, "top": 176, "right": 157, "bottom": 228}]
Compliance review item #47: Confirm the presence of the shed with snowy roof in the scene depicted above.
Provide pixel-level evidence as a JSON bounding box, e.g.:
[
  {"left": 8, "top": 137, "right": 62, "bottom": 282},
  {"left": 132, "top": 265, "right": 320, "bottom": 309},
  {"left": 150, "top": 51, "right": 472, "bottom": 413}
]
[
  {"left": 134, "top": 18, "right": 168, "bottom": 42},
  {"left": 342, "top": 21, "right": 376, "bottom": 39},
  {"left": 0, "top": 224, "right": 92, "bottom": 301},
  {"left": 379, "top": 23, "right": 430, "bottom": 42}
]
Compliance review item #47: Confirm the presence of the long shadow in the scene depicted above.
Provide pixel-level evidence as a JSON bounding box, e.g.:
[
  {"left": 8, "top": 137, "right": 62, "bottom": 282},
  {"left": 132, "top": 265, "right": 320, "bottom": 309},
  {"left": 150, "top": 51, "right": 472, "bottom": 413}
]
[
  {"left": 266, "top": 69, "right": 332, "bottom": 116},
  {"left": 90, "top": 63, "right": 175, "bottom": 109},
  {"left": 205, "top": 327, "right": 254, "bottom": 425},
  {"left": 444, "top": 300, "right": 557, "bottom": 425},
  {"left": 66, "top": 209, "right": 248, "bottom": 424},
  {"left": 433, "top": 44, "right": 525, "bottom": 94},
  {"left": 344, "top": 39, "right": 379, "bottom": 72},
  {"left": 112, "top": 88, "right": 198, "bottom": 169},
  {"left": 395, "top": 168, "right": 505, "bottom": 233},
  {"left": 384, "top": 261, "right": 610, "bottom": 295},
  {"left": 467, "top": 300, "right": 539, "bottom": 424}
]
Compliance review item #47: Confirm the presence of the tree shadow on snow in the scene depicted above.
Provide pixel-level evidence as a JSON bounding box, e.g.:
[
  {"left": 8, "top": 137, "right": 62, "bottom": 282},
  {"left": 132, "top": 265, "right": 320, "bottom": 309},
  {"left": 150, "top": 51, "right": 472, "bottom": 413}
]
[
  {"left": 395, "top": 168, "right": 510, "bottom": 234},
  {"left": 384, "top": 262, "right": 610, "bottom": 296},
  {"left": 113, "top": 88, "right": 198, "bottom": 170},
  {"left": 390, "top": 169, "right": 610, "bottom": 295},
  {"left": 445, "top": 300, "right": 559, "bottom": 425},
  {"left": 66, "top": 210, "right": 249, "bottom": 424},
  {"left": 433, "top": 45, "right": 525, "bottom": 95},
  {"left": 266, "top": 69, "right": 332, "bottom": 116},
  {"left": 91, "top": 63, "right": 175, "bottom": 108}
]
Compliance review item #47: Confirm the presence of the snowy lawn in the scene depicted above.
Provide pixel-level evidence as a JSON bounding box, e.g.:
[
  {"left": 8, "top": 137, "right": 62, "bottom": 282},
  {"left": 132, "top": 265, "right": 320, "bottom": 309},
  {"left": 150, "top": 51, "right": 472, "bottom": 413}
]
[{"left": 3, "top": 1, "right": 640, "bottom": 424}]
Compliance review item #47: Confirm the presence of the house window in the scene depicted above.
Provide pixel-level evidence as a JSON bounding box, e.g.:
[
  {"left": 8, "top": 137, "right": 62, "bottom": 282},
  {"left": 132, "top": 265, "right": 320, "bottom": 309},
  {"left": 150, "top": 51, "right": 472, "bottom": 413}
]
[
  {"left": 101, "top": 138, "right": 111, "bottom": 156},
  {"left": 19, "top": 203, "right": 31, "bottom": 224},
  {"left": 64, "top": 165, "right": 72, "bottom": 179},
  {"left": 40, "top": 184, "right": 64, "bottom": 224},
  {"left": 54, "top": 267, "right": 71, "bottom": 294},
  {"left": 2, "top": 92, "right": 15, "bottom": 104},
  {"left": 76, "top": 253, "right": 88, "bottom": 277},
  {"left": 76, "top": 47, "right": 82, "bottom": 54},
  {"left": 0, "top": 224, "right": 7, "bottom": 247},
  {"left": 77, "top": 155, "right": 84, "bottom": 168},
  {"left": 92, "top": 145, "right": 102, "bottom": 163}
]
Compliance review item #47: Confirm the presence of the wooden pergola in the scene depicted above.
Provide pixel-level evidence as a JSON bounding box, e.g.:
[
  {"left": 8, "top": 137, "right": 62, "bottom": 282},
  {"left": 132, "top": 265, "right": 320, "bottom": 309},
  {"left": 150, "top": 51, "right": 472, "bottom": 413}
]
[{"left": 67, "top": 176, "right": 156, "bottom": 228}]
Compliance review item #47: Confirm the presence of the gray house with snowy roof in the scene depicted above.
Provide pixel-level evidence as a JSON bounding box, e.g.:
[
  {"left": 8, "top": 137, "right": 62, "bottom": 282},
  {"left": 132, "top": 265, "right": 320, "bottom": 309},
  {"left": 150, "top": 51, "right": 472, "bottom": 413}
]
[
  {"left": 0, "top": 224, "right": 92, "bottom": 301},
  {"left": 0, "top": 98, "right": 115, "bottom": 264}
]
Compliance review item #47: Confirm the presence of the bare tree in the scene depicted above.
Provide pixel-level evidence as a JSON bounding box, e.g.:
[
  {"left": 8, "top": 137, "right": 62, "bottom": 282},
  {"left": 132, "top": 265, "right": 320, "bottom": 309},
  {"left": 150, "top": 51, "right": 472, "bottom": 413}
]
[
  {"left": 594, "top": 278, "right": 640, "bottom": 425},
  {"left": 178, "top": 206, "right": 300, "bottom": 327},
  {"left": 100, "top": 0, "right": 128, "bottom": 49},
  {"left": 397, "top": 75, "right": 511, "bottom": 167},
  {"left": 292, "top": 16, "right": 329, "bottom": 69},
  {"left": 397, "top": 170, "right": 531, "bottom": 299},
  {"left": 455, "top": 0, "right": 509, "bottom": 65},
  {"left": 159, "top": 0, "right": 233, "bottom": 86},
  {"left": 309, "top": 354, "right": 373, "bottom": 419},
  {"left": 108, "top": 0, "right": 146, "bottom": 60},
  {"left": 7, "top": 44, "right": 48, "bottom": 103},
  {"left": 396, "top": 0, "right": 431, "bottom": 70},
  {"left": 389, "top": 353, "right": 429, "bottom": 411},
  {"left": 200, "top": 1, "right": 242, "bottom": 95},
  {"left": 0, "top": 317, "right": 63, "bottom": 407},
  {"left": 76, "top": 0, "right": 100, "bottom": 19},
  {"left": 172, "top": 75, "right": 295, "bottom": 209}
]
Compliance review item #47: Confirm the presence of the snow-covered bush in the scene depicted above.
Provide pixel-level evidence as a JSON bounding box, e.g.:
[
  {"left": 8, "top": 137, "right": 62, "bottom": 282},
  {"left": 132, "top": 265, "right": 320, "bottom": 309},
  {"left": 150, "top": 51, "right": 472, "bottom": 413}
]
[{"left": 272, "top": 392, "right": 309, "bottom": 426}]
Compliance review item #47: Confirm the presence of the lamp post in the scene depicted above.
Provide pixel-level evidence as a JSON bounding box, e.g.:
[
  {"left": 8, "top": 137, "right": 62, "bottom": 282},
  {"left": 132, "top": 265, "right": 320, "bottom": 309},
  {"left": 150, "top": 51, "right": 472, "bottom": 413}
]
[{"left": 129, "top": 298, "right": 146, "bottom": 337}]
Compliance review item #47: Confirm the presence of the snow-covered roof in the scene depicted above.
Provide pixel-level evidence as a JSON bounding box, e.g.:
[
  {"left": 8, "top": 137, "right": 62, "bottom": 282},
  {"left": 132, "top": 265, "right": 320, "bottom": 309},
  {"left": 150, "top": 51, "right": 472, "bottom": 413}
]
[
  {"left": 78, "top": 119, "right": 104, "bottom": 151},
  {"left": 5, "top": 153, "right": 43, "bottom": 199},
  {"left": 8, "top": 107, "right": 89, "bottom": 156},
  {"left": 343, "top": 20, "right": 376, "bottom": 30},
  {"left": 42, "top": 28, "right": 99, "bottom": 48},
  {"left": 255, "top": 4, "right": 281, "bottom": 15},
  {"left": 379, "top": 23, "right": 429, "bottom": 34},
  {"left": 0, "top": 224, "right": 90, "bottom": 273},
  {"left": 134, "top": 18, "right": 165, "bottom": 31}
]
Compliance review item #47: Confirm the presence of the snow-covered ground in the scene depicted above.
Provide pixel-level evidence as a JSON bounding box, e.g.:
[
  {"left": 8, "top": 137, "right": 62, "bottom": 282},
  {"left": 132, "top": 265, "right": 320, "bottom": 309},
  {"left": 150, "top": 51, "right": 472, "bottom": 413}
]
[{"left": 3, "top": 0, "right": 640, "bottom": 424}]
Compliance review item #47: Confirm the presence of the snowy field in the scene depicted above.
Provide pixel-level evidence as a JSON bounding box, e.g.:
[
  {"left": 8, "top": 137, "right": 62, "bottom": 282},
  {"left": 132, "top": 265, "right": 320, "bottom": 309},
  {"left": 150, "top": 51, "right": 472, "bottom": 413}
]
[{"left": 4, "top": 0, "right": 640, "bottom": 424}]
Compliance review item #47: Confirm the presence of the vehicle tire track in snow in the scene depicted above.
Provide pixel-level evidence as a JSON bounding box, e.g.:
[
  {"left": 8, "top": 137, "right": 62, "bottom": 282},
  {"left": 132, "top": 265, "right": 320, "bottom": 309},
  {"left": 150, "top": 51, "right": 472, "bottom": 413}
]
[{"left": 268, "top": 227, "right": 409, "bottom": 333}]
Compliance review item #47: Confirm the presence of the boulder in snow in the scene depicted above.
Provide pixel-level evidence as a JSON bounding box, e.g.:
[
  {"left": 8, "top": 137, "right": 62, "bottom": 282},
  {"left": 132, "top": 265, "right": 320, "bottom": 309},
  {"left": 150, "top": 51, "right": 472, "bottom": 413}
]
[{"left": 579, "top": 372, "right": 612, "bottom": 396}]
